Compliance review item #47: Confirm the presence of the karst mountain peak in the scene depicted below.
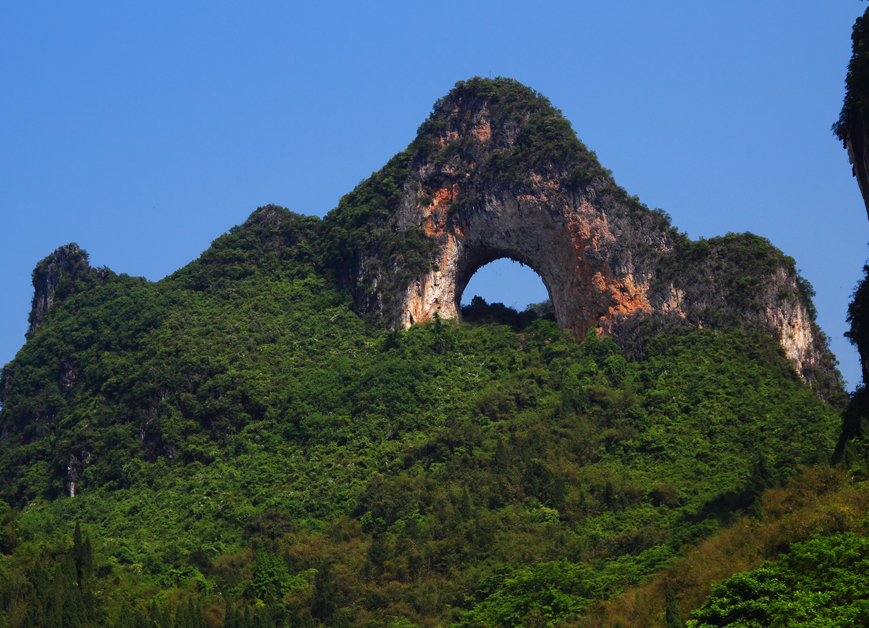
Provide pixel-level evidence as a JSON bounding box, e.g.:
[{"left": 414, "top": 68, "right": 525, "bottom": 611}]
[
  {"left": 1, "top": 68, "right": 862, "bottom": 627},
  {"left": 22, "top": 78, "right": 841, "bottom": 397},
  {"left": 316, "top": 77, "right": 839, "bottom": 392}
]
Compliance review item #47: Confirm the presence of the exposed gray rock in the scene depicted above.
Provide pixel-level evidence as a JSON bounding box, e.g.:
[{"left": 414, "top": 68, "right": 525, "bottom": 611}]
[
  {"left": 27, "top": 243, "right": 107, "bottom": 335},
  {"left": 59, "top": 356, "right": 76, "bottom": 390}
]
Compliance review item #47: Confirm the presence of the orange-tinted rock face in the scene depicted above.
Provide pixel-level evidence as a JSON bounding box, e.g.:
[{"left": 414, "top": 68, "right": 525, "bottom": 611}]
[
  {"left": 345, "top": 78, "right": 832, "bottom": 388},
  {"left": 396, "top": 176, "right": 660, "bottom": 341}
]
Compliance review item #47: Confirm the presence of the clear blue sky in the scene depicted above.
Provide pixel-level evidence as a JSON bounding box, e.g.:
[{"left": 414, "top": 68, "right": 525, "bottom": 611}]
[{"left": 2, "top": 2, "right": 868, "bottom": 389}]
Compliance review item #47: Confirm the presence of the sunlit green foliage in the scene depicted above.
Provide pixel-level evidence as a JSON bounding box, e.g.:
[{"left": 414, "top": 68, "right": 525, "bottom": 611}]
[
  {"left": 0, "top": 200, "right": 842, "bottom": 625},
  {"left": 0, "top": 77, "right": 851, "bottom": 626},
  {"left": 688, "top": 534, "right": 869, "bottom": 627}
]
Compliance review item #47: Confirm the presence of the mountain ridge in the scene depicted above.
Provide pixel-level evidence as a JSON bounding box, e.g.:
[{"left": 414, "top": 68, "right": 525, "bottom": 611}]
[
  {"left": 16, "top": 78, "right": 844, "bottom": 403},
  {"left": 0, "top": 76, "right": 853, "bottom": 628},
  {"left": 328, "top": 77, "right": 840, "bottom": 396}
]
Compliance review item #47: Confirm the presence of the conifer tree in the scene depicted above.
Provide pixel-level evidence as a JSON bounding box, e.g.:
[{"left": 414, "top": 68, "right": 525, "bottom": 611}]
[
  {"left": 53, "top": 555, "right": 87, "bottom": 628},
  {"left": 190, "top": 600, "right": 207, "bottom": 628},
  {"left": 117, "top": 602, "right": 136, "bottom": 628},
  {"left": 366, "top": 535, "right": 389, "bottom": 576},
  {"left": 297, "top": 611, "right": 315, "bottom": 628},
  {"left": 135, "top": 610, "right": 153, "bottom": 628},
  {"left": 241, "top": 605, "right": 254, "bottom": 628},
  {"left": 281, "top": 549, "right": 296, "bottom": 577},
  {"left": 44, "top": 564, "right": 66, "bottom": 628},
  {"left": 459, "top": 486, "right": 472, "bottom": 521},
  {"left": 311, "top": 562, "right": 340, "bottom": 622},
  {"left": 174, "top": 603, "right": 189, "bottom": 628},
  {"left": 253, "top": 607, "right": 275, "bottom": 628},
  {"left": 82, "top": 531, "right": 94, "bottom": 579},
  {"left": 22, "top": 590, "right": 45, "bottom": 628},
  {"left": 164, "top": 604, "right": 176, "bottom": 628},
  {"left": 222, "top": 599, "right": 237, "bottom": 628},
  {"left": 80, "top": 577, "right": 96, "bottom": 624},
  {"left": 73, "top": 522, "right": 84, "bottom": 579},
  {"left": 150, "top": 601, "right": 165, "bottom": 628},
  {"left": 665, "top": 587, "right": 684, "bottom": 628},
  {"left": 264, "top": 584, "right": 280, "bottom": 625},
  {"left": 63, "top": 579, "right": 87, "bottom": 628},
  {"left": 493, "top": 438, "right": 509, "bottom": 472},
  {"left": 29, "top": 563, "right": 51, "bottom": 602}
]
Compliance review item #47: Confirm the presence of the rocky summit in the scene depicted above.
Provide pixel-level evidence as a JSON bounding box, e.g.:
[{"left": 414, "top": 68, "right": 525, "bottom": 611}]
[
  {"left": 324, "top": 77, "right": 838, "bottom": 392},
  {"left": 0, "top": 76, "right": 856, "bottom": 628}
]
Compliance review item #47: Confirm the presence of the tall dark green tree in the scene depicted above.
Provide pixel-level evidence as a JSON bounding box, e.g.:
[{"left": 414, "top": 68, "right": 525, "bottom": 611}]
[
  {"left": 458, "top": 486, "right": 472, "bottom": 521},
  {"left": 82, "top": 531, "right": 94, "bottom": 579},
  {"left": 73, "top": 522, "right": 84, "bottom": 577},
  {"left": 253, "top": 606, "right": 275, "bottom": 628},
  {"left": 150, "top": 601, "right": 172, "bottom": 628},
  {"left": 311, "top": 562, "right": 341, "bottom": 622},
  {"left": 22, "top": 588, "right": 45, "bottom": 628},
  {"left": 117, "top": 603, "right": 142, "bottom": 628},
  {"left": 44, "top": 564, "right": 66, "bottom": 628},
  {"left": 366, "top": 535, "right": 389, "bottom": 577},
  {"left": 29, "top": 563, "right": 50, "bottom": 602},
  {"left": 665, "top": 587, "right": 684, "bottom": 628}
]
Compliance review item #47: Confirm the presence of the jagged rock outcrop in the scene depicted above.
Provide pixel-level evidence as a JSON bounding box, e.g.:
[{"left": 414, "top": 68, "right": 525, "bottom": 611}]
[
  {"left": 27, "top": 243, "right": 107, "bottom": 335},
  {"left": 5, "top": 243, "right": 108, "bottom": 411},
  {"left": 836, "top": 8, "right": 869, "bottom": 221},
  {"left": 326, "top": 77, "right": 838, "bottom": 391},
  {"left": 16, "top": 80, "right": 841, "bottom": 397},
  {"left": 0, "top": 243, "right": 108, "bottom": 412},
  {"left": 845, "top": 119, "right": 869, "bottom": 219}
]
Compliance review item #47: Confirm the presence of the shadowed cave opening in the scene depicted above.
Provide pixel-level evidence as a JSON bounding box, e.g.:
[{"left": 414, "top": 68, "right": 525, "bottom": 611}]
[{"left": 459, "top": 258, "right": 555, "bottom": 329}]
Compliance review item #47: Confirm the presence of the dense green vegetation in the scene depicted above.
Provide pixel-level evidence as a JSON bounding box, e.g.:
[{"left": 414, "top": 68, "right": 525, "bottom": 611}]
[
  {"left": 0, "top": 197, "right": 848, "bottom": 627},
  {"left": 688, "top": 534, "right": 869, "bottom": 627},
  {"left": 582, "top": 466, "right": 869, "bottom": 627},
  {"left": 833, "top": 7, "right": 869, "bottom": 144},
  {"left": 0, "top": 73, "right": 864, "bottom": 626}
]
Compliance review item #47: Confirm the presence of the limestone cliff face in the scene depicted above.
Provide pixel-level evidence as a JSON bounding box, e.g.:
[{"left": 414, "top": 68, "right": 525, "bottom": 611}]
[
  {"left": 0, "top": 243, "right": 107, "bottom": 409},
  {"left": 616, "top": 242, "right": 833, "bottom": 385},
  {"left": 27, "top": 243, "right": 105, "bottom": 335},
  {"left": 392, "top": 132, "right": 673, "bottom": 339},
  {"left": 334, "top": 78, "right": 675, "bottom": 335},
  {"left": 327, "top": 78, "right": 837, "bottom": 391}
]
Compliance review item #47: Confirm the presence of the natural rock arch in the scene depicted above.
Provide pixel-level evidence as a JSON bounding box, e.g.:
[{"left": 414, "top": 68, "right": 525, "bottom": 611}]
[
  {"left": 328, "top": 76, "right": 679, "bottom": 341},
  {"left": 324, "top": 77, "right": 837, "bottom": 391},
  {"left": 398, "top": 182, "right": 654, "bottom": 338}
]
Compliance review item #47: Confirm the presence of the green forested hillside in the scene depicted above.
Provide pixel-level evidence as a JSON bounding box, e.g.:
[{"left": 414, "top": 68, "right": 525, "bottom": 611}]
[
  {"left": 688, "top": 533, "right": 869, "bottom": 627},
  {"left": 0, "top": 199, "right": 848, "bottom": 627},
  {"left": 0, "top": 66, "right": 866, "bottom": 627}
]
